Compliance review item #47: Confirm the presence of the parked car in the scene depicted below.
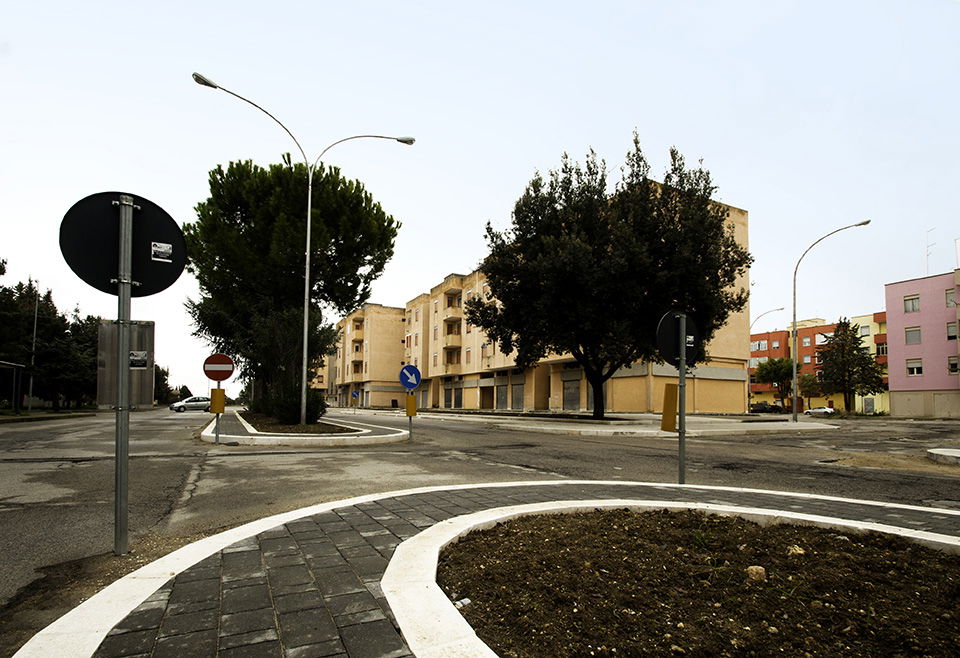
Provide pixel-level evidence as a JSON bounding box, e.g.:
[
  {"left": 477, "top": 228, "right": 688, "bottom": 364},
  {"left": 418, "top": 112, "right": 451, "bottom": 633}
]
[
  {"left": 169, "top": 396, "right": 211, "bottom": 412},
  {"left": 804, "top": 406, "right": 837, "bottom": 417},
  {"left": 750, "top": 401, "right": 787, "bottom": 413}
]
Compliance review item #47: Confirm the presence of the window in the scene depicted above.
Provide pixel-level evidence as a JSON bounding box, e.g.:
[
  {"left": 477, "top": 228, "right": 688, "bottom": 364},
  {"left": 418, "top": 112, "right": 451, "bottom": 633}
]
[
  {"left": 948, "top": 322, "right": 957, "bottom": 341},
  {"left": 750, "top": 340, "right": 759, "bottom": 351},
  {"left": 906, "top": 359, "right": 923, "bottom": 376},
  {"left": 433, "top": 353, "right": 438, "bottom": 366},
  {"left": 815, "top": 332, "right": 831, "bottom": 345},
  {"left": 802, "top": 336, "right": 811, "bottom": 347},
  {"left": 876, "top": 342, "right": 888, "bottom": 356},
  {"left": 947, "top": 289, "right": 957, "bottom": 307},
  {"left": 904, "top": 295, "right": 920, "bottom": 313},
  {"left": 759, "top": 339, "right": 768, "bottom": 350},
  {"left": 949, "top": 356, "right": 959, "bottom": 375},
  {"left": 434, "top": 325, "right": 438, "bottom": 339},
  {"left": 465, "top": 348, "right": 472, "bottom": 364},
  {"left": 354, "top": 320, "right": 363, "bottom": 331},
  {"left": 405, "top": 335, "right": 411, "bottom": 348},
  {"left": 859, "top": 325, "right": 871, "bottom": 336},
  {"left": 415, "top": 309, "right": 420, "bottom": 322},
  {"left": 466, "top": 322, "right": 472, "bottom": 334},
  {"left": 772, "top": 340, "right": 780, "bottom": 349},
  {"left": 415, "top": 333, "right": 419, "bottom": 346},
  {"left": 905, "top": 327, "right": 921, "bottom": 345},
  {"left": 803, "top": 355, "right": 811, "bottom": 364}
]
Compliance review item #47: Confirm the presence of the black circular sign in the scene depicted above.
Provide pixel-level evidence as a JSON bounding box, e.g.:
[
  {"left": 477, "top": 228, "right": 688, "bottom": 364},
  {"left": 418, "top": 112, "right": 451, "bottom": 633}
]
[
  {"left": 60, "top": 192, "right": 187, "bottom": 297},
  {"left": 656, "top": 310, "right": 700, "bottom": 367}
]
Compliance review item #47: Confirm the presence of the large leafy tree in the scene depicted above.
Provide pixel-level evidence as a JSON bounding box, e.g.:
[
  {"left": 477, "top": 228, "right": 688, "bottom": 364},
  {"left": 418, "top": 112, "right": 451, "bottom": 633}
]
[
  {"left": 184, "top": 156, "right": 398, "bottom": 422},
  {"left": 817, "top": 318, "right": 886, "bottom": 412},
  {"left": 754, "top": 357, "right": 795, "bottom": 408},
  {"left": 466, "top": 135, "right": 752, "bottom": 419}
]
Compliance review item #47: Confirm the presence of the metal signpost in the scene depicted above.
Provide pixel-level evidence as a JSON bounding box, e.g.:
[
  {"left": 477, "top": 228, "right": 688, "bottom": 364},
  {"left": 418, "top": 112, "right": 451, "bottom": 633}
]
[
  {"left": 656, "top": 311, "right": 699, "bottom": 485},
  {"left": 399, "top": 365, "right": 422, "bottom": 439},
  {"left": 60, "top": 192, "right": 186, "bottom": 556},
  {"left": 204, "top": 353, "right": 235, "bottom": 445}
]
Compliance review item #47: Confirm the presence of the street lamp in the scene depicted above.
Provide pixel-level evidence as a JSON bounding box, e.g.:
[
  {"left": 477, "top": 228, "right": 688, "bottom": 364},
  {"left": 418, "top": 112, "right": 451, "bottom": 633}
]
[
  {"left": 192, "top": 72, "right": 414, "bottom": 424},
  {"left": 747, "top": 306, "right": 784, "bottom": 411},
  {"left": 791, "top": 220, "right": 870, "bottom": 422}
]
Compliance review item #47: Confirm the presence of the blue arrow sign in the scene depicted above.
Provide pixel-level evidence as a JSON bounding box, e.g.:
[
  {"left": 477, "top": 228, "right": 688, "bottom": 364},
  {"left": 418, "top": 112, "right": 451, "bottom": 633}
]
[
  {"left": 399, "top": 365, "right": 422, "bottom": 390},
  {"left": 351, "top": 391, "right": 359, "bottom": 399}
]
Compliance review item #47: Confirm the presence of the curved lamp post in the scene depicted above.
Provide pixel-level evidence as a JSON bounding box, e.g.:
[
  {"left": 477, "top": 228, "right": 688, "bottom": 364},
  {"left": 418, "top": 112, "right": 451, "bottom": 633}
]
[
  {"left": 192, "top": 72, "right": 414, "bottom": 424},
  {"left": 747, "top": 306, "right": 784, "bottom": 411},
  {"left": 791, "top": 220, "right": 871, "bottom": 422}
]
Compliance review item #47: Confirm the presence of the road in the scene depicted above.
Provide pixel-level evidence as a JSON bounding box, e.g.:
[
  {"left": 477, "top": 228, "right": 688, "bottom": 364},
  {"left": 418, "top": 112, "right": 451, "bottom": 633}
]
[{"left": 0, "top": 408, "right": 958, "bottom": 655}]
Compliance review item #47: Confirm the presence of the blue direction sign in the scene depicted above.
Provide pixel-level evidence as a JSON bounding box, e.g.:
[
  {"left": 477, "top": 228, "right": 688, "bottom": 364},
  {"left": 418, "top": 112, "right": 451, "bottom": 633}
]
[{"left": 399, "top": 365, "right": 422, "bottom": 390}]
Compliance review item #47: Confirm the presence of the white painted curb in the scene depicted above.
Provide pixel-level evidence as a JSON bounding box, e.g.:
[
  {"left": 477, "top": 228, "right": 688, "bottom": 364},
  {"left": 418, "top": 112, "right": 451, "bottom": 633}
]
[
  {"left": 381, "top": 499, "right": 960, "bottom": 658},
  {"left": 198, "top": 411, "right": 408, "bottom": 446},
  {"left": 14, "top": 480, "right": 960, "bottom": 657}
]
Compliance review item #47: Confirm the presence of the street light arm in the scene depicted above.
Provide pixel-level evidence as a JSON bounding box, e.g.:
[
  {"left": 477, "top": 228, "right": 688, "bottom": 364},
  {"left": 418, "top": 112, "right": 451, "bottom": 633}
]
[
  {"left": 749, "top": 306, "right": 785, "bottom": 331},
  {"left": 192, "top": 72, "right": 308, "bottom": 167},
  {"left": 791, "top": 219, "right": 870, "bottom": 422},
  {"left": 311, "top": 135, "right": 416, "bottom": 170}
]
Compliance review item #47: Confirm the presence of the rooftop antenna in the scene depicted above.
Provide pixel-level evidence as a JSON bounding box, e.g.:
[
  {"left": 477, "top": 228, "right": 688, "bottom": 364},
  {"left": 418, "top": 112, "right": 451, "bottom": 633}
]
[{"left": 925, "top": 228, "right": 935, "bottom": 276}]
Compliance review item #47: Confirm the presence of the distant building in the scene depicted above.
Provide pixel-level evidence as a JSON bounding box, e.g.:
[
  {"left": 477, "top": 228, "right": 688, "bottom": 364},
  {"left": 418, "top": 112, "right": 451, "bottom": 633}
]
[
  {"left": 884, "top": 271, "right": 960, "bottom": 417},
  {"left": 748, "top": 329, "right": 790, "bottom": 406},
  {"left": 848, "top": 311, "right": 889, "bottom": 414}
]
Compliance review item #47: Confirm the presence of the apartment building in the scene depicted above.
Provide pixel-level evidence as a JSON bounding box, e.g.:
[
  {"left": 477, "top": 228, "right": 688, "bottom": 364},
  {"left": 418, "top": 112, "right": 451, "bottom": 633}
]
[
  {"left": 884, "top": 271, "right": 960, "bottom": 417},
  {"left": 849, "top": 311, "right": 889, "bottom": 414},
  {"left": 330, "top": 304, "right": 406, "bottom": 408},
  {"left": 748, "top": 329, "right": 790, "bottom": 406},
  {"left": 328, "top": 203, "right": 750, "bottom": 414}
]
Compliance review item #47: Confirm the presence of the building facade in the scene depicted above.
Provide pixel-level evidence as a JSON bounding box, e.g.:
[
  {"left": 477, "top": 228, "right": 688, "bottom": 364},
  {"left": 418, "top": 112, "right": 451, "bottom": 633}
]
[
  {"left": 328, "top": 204, "right": 751, "bottom": 414},
  {"left": 849, "top": 311, "right": 889, "bottom": 414},
  {"left": 884, "top": 271, "right": 960, "bottom": 417},
  {"left": 748, "top": 329, "right": 790, "bottom": 407}
]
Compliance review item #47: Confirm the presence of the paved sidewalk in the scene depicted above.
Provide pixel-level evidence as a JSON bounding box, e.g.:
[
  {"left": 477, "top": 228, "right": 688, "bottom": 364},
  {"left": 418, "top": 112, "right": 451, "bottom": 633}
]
[{"left": 17, "top": 481, "right": 960, "bottom": 658}]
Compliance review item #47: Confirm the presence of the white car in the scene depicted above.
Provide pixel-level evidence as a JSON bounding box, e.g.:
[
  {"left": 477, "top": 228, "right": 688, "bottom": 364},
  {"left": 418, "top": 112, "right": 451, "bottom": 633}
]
[
  {"left": 804, "top": 406, "right": 837, "bottom": 417},
  {"left": 169, "top": 396, "right": 211, "bottom": 412}
]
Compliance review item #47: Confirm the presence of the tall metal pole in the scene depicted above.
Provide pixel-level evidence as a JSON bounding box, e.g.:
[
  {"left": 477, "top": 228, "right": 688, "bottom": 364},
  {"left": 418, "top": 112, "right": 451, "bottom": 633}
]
[
  {"left": 791, "top": 220, "right": 871, "bottom": 422},
  {"left": 191, "top": 72, "right": 414, "bottom": 425},
  {"left": 677, "top": 313, "right": 687, "bottom": 485},
  {"left": 113, "top": 194, "right": 136, "bottom": 556},
  {"left": 27, "top": 280, "right": 39, "bottom": 412}
]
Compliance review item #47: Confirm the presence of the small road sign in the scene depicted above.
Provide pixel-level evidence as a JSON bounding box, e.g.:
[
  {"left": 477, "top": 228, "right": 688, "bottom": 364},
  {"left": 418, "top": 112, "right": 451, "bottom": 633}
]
[
  {"left": 203, "top": 353, "right": 235, "bottom": 381},
  {"left": 399, "top": 365, "right": 422, "bottom": 390}
]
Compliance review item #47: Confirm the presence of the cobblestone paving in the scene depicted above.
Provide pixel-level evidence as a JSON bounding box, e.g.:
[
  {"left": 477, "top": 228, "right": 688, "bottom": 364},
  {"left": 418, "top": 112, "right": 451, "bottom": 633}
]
[{"left": 92, "top": 482, "right": 960, "bottom": 657}]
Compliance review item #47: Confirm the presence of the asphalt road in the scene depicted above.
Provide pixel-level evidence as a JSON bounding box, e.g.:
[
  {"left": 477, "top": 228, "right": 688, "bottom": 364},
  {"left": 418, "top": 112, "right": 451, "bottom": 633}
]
[{"left": 0, "top": 408, "right": 958, "bottom": 655}]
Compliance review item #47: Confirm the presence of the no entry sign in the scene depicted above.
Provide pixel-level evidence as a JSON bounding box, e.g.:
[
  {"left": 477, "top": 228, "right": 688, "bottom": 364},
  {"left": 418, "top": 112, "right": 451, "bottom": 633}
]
[{"left": 203, "top": 353, "right": 235, "bottom": 381}]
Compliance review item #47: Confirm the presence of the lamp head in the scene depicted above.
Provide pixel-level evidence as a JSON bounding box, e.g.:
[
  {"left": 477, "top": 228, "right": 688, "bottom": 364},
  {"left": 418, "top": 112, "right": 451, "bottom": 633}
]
[
  {"left": 396, "top": 136, "right": 416, "bottom": 145},
  {"left": 192, "top": 72, "right": 219, "bottom": 89},
  {"left": 856, "top": 219, "right": 871, "bottom": 227}
]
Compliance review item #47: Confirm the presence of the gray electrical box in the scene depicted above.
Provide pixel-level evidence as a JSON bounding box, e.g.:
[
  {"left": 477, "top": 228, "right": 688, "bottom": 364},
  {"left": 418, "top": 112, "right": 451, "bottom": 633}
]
[{"left": 97, "top": 320, "right": 155, "bottom": 410}]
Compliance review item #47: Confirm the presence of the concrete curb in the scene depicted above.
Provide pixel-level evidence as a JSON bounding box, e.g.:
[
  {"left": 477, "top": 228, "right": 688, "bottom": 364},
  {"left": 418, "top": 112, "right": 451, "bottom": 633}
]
[
  {"left": 198, "top": 411, "right": 409, "bottom": 446},
  {"left": 14, "top": 480, "right": 960, "bottom": 658},
  {"left": 927, "top": 448, "right": 960, "bottom": 465},
  {"left": 382, "top": 499, "right": 960, "bottom": 657}
]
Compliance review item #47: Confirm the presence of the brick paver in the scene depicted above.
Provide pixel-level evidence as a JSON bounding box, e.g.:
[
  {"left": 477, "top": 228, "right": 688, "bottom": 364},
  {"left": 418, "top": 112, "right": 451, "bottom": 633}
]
[{"left": 91, "top": 481, "right": 960, "bottom": 657}]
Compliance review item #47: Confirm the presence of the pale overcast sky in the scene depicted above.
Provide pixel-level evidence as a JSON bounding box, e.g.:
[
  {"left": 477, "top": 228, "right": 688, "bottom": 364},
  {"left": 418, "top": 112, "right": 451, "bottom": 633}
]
[{"left": 2, "top": 1, "right": 958, "bottom": 397}]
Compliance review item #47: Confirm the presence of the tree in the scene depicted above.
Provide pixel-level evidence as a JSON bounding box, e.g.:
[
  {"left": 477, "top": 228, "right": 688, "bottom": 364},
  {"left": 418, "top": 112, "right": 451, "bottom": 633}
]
[
  {"left": 466, "top": 135, "right": 752, "bottom": 419},
  {"left": 754, "top": 358, "right": 795, "bottom": 408},
  {"left": 154, "top": 365, "right": 174, "bottom": 405},
  {"left": 817, "top": 318, "right": 886, "bottom": 412},
  {"left": 183, "top": 156, "right": 398, "bottom": 423},
  {"left": 797, "top": 372, "right": 823, "bottom": 410},
  {"left": 178, "top": 385, "right": 193, "bottom": 399}
]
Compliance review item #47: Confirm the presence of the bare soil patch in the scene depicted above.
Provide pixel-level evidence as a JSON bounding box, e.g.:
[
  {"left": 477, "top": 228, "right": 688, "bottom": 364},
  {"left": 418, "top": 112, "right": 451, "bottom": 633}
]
[
  {"left": 437, "top": 509, "right": 960, "bottom": 657},
  {"left": 238, "top": 409, "right": 347, "bottom": 434}
]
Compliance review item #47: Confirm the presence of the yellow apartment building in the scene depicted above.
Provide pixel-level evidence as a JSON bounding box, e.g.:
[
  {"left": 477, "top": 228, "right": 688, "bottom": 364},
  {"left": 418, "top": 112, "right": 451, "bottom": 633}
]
[
  {"left": 329, "top": 304, "right": 407, "bottom": 408},
  {"left": 850, "top": 311, "right": 889, "bottom": 414},
  {"left": 327, "top": 204, "right": 751, "bottom": 414}
]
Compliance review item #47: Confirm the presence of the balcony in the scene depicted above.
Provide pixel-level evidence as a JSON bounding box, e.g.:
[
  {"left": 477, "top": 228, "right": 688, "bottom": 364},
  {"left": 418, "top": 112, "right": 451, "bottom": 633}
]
[
  {"left": 444, "top": 363, "right": 461, "bottom": 375},
  {"left": 874, "top": 354, "right": 888, "bottom": 365},
  {"left": 442, "top": 305, "right": 463, "bottom": 322},
  {"left": 873, "top": 333, "right": 887, "bottom": 344},
  {"left": 443, "top": 333, "right": 462, "bottom": 348}
]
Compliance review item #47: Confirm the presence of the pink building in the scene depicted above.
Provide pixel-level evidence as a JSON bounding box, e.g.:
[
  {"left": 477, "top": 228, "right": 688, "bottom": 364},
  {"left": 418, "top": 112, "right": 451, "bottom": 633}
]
[{"left": 884, "top": 271, "right": 960, "bottom": 417}]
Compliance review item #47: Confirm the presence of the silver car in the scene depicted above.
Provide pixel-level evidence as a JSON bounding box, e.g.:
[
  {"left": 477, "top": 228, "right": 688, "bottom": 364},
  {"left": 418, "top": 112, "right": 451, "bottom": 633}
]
[
  {"left": 169, "top": 396, "right": 211, "bottom": 412},
  {"left": 804, "top": 406, "right": 837, "bottom": 417}
]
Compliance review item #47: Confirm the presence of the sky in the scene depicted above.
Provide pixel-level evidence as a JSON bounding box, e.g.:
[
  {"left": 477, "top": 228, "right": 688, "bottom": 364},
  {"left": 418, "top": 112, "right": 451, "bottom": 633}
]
[{"left": 2, "top": 1, "right": 959, "bottom": 398}]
